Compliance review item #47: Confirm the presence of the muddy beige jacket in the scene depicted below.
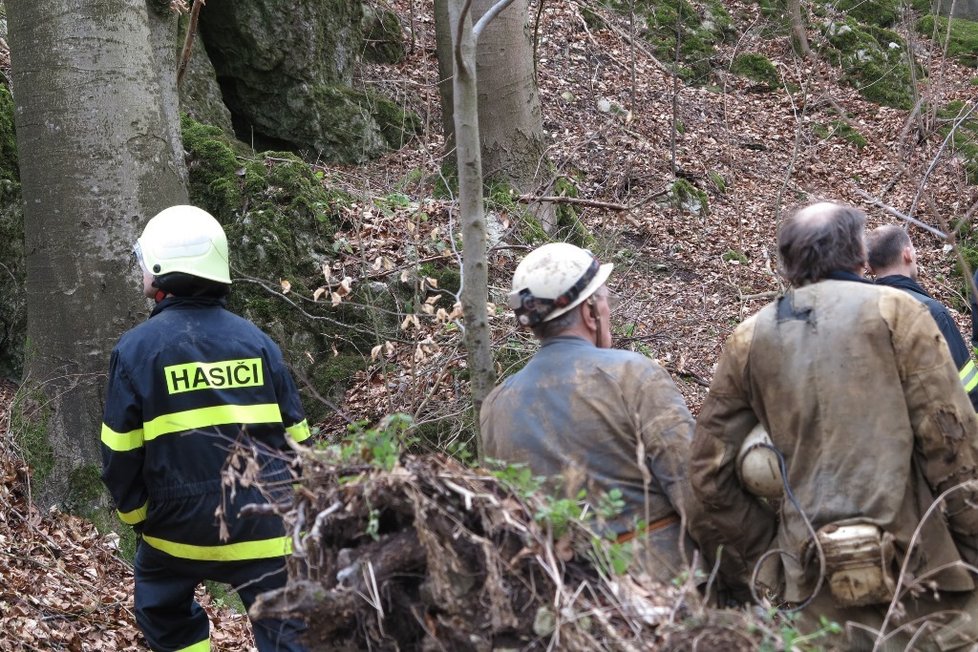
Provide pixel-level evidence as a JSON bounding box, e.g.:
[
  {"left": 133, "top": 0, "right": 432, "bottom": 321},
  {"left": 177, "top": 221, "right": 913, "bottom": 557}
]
[
  {"left": 480, "top": 336, "right": 701, "bottom": 570},
  {"left": 690, "top": 279, "right": 978, "bottom": 602}
]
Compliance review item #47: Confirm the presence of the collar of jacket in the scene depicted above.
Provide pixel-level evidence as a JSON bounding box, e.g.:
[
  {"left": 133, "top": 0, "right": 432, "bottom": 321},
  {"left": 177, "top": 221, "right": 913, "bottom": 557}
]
[
  {"left": 150, "top": 295, "right": 228, "bottom": 318},
  {"left": 874, "top": 274, "right": 932, "bottom": 298},
  {"left": 823, "top": 269, "right": 873, "bottom": 284}
]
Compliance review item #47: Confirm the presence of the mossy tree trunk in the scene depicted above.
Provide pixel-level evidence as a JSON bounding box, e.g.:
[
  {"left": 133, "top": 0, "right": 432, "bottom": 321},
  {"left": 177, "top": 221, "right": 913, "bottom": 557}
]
[
  {"left": 450, "top": 0, "right": 519, "bottom": 426},
  {"left": 6, "top": 0, "right": 188, "bottom": 509}
]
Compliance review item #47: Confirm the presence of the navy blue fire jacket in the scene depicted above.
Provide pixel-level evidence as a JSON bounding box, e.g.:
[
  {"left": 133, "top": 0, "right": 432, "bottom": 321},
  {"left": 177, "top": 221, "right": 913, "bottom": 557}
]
[
  {"left": 100, "top": 296, "right": 312, "bottom": 562},
  {"left": 876, "top": 274, "right": 978, "bottom": 411}
]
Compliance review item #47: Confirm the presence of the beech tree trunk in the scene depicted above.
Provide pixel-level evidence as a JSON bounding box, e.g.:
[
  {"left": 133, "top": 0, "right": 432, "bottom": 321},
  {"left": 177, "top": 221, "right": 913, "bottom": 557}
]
[
  {"left": 787, "top": 0, "right": 812, "bottom": 58},
  {"left": 472, "top": 0, "right": 547, "bottom": 188},
  {"left": 436, "top": 0, "right": 548, "bottom": 193},
  {"left": 7, "top": 0, "right": 188, "bottom": 508},
  {"left": 450, "top": 0, "right": 497, "bottom": 419}
]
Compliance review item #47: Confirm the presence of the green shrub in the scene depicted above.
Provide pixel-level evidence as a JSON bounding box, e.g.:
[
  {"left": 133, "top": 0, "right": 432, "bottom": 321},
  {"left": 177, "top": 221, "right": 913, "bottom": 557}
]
[{"left": 731, "top": 52, "right": 780, "bottom": 88}]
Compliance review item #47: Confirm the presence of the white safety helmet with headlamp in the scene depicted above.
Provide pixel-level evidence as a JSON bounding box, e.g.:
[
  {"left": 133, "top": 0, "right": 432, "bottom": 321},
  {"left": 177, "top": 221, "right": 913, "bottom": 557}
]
[
  {"left": 508, "top": 242, "right": 613, "bottom": 326},
  {"left": 135, "top": 205, "right": 231, "bottom": 285}
]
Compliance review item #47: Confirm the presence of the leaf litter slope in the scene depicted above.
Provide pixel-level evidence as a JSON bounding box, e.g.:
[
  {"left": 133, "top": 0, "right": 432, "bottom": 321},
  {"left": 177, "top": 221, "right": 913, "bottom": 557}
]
[{"left": 2, "top": 0, "right": 978, "bottom": 647}]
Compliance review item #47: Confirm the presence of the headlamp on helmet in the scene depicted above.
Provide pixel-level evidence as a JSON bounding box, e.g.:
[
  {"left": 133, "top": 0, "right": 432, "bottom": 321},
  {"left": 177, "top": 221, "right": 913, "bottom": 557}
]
[{"left": 508, "top": 243, "right": 613, "bottom": 327}]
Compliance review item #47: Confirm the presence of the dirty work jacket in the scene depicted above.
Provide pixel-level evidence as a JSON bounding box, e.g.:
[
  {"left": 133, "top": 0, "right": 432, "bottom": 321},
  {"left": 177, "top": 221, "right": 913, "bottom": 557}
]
[
  {"left": 876, "top": 274, "right": 978, "bottom": 411},
  {"left": 480, "top": 336, "right": 699, "bottom": 551},
  {"left": 100, "top": 296, "right": 312, "bottom": 563},
  {"left": 690, "top": 277, "right": 978, "bottom": 602}
]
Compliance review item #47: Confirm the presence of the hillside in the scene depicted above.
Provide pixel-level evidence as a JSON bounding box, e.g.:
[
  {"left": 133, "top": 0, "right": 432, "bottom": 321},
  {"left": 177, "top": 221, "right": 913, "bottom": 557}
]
[{"left": 2, "top": 0, "right": 978, "bottom": 648}]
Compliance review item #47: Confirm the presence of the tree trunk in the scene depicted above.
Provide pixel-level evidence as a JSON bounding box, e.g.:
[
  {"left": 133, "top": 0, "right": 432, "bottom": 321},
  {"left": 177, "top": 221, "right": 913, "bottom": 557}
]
[
  {"left": 450, "top": 0, "right": 496, "bottom": 422},
  {"left": 6, "top": 0, "right": 188, "bottom": 508},
  {"left": 472, "top": 0, "right": 547, "bottom": 191},
  {"left": 435, "top": 0, "right": 549, "bottom": 196},
  {"left": 787, "top": 0, "right": 811, "bottom": 58},
  {"left": 434, "top": 0, "right": 457, "bottom": 162}
]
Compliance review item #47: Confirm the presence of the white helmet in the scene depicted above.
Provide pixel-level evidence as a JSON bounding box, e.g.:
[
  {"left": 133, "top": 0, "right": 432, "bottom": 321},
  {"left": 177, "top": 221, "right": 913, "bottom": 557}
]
[
  {"left": 736, "top": 423, "right": 784, "bottom": 500},
  {"left": 135, "top": 205, "right": 231, "bottom": 284},
  {"left": 508, "top": 243, "right": 613, "bottom": 326}
]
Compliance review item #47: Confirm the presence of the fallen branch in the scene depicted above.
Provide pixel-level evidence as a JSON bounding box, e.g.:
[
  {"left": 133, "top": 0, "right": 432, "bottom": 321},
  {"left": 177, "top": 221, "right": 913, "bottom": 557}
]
[
  {"left": 516, "top": 194, "right": 630, "bottom": 210},
  {"left": 854, "top": 189, "right": 947, "bottom": 240}
]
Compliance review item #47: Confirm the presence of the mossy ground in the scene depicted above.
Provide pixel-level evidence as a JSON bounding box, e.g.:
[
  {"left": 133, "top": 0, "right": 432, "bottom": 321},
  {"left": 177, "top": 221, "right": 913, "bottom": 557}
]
[
  {"left": 817, "top": 0, "right": 902, "bottom": 27},
  {"left": 918, "top": 14, "right": 978, "bottom": 67},
  {"left": 813, "top": 119, "right": 868, "bottom": 147},
  {"left": 611, "top": 0, "right": 735, "bottom": 82},
  {"left": 731, "top": 52, "right": 780, "bottom": 88},
  {"left": 938, "top": 101, "right": 978, "bottom": 185},
  {"left": 819, "top": 17, "right": 918, "bottom": 108}
]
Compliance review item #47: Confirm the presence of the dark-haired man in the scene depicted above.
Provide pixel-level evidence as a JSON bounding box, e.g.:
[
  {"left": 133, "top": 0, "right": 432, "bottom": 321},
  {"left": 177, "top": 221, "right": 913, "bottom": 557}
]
[
  {"left": 690, "top": 202, "right": 978, "bottom": 649},
  {"left": 867, "top": 224, "right": 978, "bottom": 410}
]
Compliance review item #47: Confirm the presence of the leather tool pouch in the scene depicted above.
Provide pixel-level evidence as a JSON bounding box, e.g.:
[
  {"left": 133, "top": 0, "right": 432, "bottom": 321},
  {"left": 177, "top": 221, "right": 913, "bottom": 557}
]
[{"left": 816, "top": 522, "right": 896, "bottom": 608}]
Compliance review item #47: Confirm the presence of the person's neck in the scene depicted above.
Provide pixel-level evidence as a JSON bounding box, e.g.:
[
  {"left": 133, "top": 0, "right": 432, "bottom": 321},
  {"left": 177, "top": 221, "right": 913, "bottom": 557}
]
[{"left": 874, "top": 266, "right": 911, "bottom": 279}]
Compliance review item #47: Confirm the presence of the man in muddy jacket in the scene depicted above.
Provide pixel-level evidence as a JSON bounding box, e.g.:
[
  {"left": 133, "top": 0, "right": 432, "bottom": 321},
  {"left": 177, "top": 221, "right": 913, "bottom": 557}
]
[
  {"left": 100, "top": 206, "right": 310, "bottom": 651},
  {"left": 690, "top": 202, "right": 978, "bottom": 649},
  {"left": 867, "top": 224, "right": 978, "bottom": 411},
  {"left": 480, "top": 242, "right": 703, "bottom": 583}
]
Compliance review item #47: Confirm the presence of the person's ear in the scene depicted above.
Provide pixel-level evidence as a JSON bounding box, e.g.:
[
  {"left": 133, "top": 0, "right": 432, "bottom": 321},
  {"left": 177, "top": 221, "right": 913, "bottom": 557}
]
[
  {"left": 902, "top": 245, "right": 914, "bottom": 265},
  {"left": 581, "top": 300, "right": 597, "bottom": 331}
]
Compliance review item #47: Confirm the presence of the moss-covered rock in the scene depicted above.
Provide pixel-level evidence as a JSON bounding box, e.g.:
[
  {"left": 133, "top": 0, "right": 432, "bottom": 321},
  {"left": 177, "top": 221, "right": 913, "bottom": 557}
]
[
  {"left": 631, "top": 0, "right": 735, "bottom": 82},
  {"left": 918, "top": 14, "right": 978, "bottom": 67},
  {"left": 180, "top": 31, "right": 235, "bottom": 134},
  {"left": 198, "top": 0, "right": 418, "bottom": 163},
  {"left": 819, "top": 0, "right": 902, "bottom": 27},
  {"left": 731, "top": 52, "right": 780, "bottom": 89},
  {"left": 0, "top": 84, "right": 24, "bottom": 380},
  {"left": 182, "top": 115, "right": 386, "bottom": 420},
  {"left": 820, "top": 18, "right": 917, "bottom": 108},
  {"left": 361, "top": 4, "right": 405, "bottom": 64},
  {"left": 669, "top": 178, "right": 709, "bottom": 215}
]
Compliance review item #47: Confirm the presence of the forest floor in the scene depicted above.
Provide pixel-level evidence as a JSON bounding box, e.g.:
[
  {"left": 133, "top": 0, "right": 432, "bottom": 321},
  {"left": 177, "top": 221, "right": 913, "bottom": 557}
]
[{"left": 2, "top": 0, "right": 978, "bottom": 649}]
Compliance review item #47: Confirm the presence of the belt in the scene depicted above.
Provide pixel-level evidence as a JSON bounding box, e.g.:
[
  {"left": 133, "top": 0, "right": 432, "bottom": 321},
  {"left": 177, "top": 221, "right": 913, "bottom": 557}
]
[{"left": 616, "top": 513, "right": 681, "bottom": 544}]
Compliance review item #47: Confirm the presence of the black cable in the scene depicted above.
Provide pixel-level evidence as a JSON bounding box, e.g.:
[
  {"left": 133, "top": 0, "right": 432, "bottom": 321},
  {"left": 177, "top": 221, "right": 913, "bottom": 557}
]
[{"left": 748, "top": 443, "right": 826, "bottom": 613}]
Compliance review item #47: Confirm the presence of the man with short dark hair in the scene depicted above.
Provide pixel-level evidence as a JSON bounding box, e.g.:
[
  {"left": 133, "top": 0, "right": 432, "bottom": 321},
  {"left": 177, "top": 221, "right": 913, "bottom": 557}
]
[
  {"left": 480, "top": 242, "right": 705, "bottom": 584},
  {"left": 867, "top": 224, "right": 978, "bottom": 410},
  {"left": 690, "top": 202, "right": 978, "bottom": 649}
]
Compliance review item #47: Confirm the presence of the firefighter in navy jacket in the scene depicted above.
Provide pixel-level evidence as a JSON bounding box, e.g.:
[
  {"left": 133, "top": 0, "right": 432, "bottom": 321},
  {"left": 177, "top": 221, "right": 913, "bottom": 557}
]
[{"left": 100, "top": 205, "right": 311, "bottom": 652}]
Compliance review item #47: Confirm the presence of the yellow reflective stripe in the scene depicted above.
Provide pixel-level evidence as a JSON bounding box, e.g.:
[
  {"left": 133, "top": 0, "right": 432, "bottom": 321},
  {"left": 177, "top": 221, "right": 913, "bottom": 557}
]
[
  {"left": 286, "top": 419, "right": 312, "bottom": 443},
  {"left": 175, "top": 639, "right": 210, "bottom": 652},
  {"left": 100, "top": 423, "right": 144, "bottom": 452},
  {"left": 961, "top": 360, "right": 978, "bottom": 393},
  {"left": 142, "top": 534, "right": 292, "bottom": 561},
  {"left": 118, "top": 501, "right": 148, "bottom": 525},
  {"left": 143, "top": 403, "right": 283, "bottom": 441}
]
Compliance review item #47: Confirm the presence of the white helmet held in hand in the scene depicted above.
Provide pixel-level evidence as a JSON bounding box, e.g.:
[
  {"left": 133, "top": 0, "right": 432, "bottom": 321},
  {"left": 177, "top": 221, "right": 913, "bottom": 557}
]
[
  {"left": 135, "top": 205, "right": 231, "bottom": 285},
  {"left": 508, "top": 242, "right": 613, "bottom": 326},
  {"left": 736, "top": 423, "right": 784, "bottom": 500}
]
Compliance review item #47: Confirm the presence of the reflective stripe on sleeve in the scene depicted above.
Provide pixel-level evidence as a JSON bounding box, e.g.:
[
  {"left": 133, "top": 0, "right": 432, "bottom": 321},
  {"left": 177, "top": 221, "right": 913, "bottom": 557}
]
[
  {"left": 286, "top": 419, "right": 312, "bottom": 443},
  {"left": 100, "top": 423, "right": 144, "bottom": 452},
  {"left": 118, "top": 501, "right": 148, "bottom": 525},
  {"left": 143, "top": 403, "right": 284, "bottom": 441},
  {"left": 141, "top": 533, "right": 292, "bottom": 561},
  {"left": 175, "top": 638, "right": 210, "bottom": 652},
  {"left": 961, "top": 360, "right": 978, "bottom": 393}
]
